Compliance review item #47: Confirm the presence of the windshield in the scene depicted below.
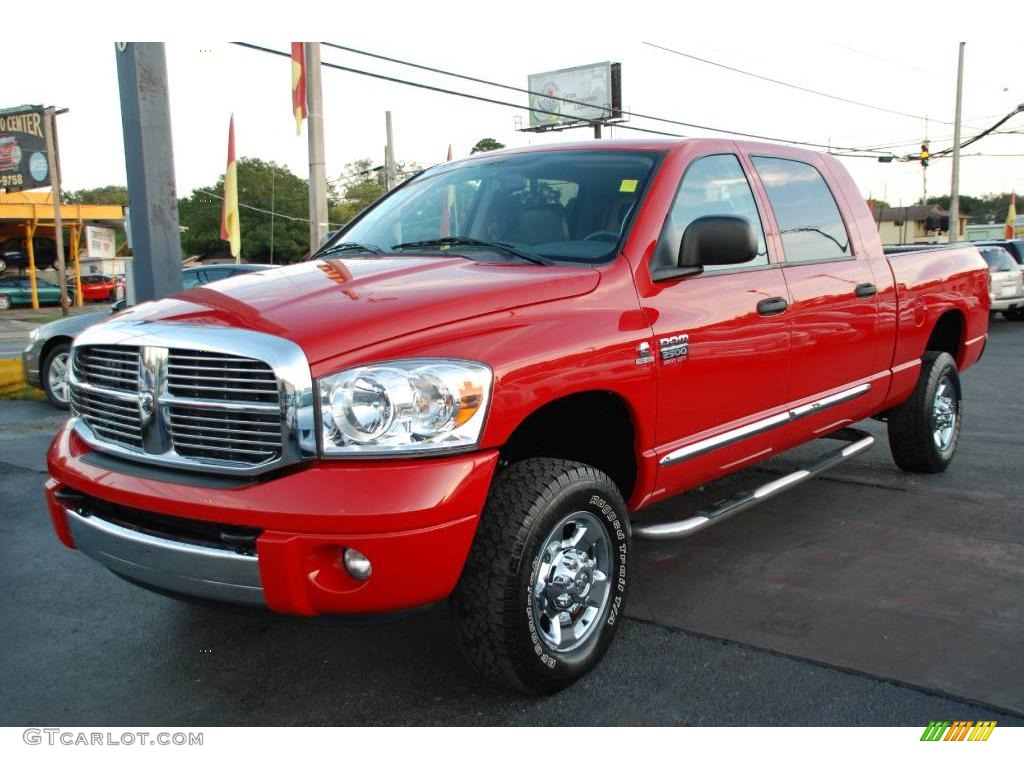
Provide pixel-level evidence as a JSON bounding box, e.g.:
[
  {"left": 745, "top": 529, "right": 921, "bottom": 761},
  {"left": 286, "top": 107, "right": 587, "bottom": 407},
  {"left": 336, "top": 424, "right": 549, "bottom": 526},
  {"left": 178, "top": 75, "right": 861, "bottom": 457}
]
[{"left": 328, "top": 149, "right": 662, "bottom": 263}]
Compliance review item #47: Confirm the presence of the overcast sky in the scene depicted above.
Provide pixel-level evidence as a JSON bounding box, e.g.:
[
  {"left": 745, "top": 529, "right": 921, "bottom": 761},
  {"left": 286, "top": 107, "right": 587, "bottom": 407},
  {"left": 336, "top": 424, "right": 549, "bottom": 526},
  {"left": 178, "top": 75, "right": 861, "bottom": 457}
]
[{"left": 5, "top": 1, "right": 1020, "bottom": 213}]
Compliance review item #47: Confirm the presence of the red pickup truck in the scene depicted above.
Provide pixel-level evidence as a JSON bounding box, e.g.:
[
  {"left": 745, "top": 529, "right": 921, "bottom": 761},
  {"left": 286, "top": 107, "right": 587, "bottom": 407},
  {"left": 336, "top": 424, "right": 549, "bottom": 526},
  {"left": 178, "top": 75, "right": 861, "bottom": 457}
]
[{"left": 45, "top": 139, "right": 988, "bottom": 694}]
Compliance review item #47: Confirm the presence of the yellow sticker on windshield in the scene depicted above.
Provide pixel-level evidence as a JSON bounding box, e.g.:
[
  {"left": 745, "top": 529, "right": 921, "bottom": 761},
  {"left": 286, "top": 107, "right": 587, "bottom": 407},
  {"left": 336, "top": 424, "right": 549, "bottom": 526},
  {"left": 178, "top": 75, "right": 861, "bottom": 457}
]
[{"left": 619, "top": 179, "right": 638, "bottom": 193}]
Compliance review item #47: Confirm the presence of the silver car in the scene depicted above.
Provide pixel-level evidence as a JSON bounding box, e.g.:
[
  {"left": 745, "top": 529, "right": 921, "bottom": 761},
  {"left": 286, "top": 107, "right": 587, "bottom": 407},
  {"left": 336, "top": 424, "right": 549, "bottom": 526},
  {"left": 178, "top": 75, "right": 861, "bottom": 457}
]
[{"left": 979, "top": 245, "right": 1024, "bottom": 319}]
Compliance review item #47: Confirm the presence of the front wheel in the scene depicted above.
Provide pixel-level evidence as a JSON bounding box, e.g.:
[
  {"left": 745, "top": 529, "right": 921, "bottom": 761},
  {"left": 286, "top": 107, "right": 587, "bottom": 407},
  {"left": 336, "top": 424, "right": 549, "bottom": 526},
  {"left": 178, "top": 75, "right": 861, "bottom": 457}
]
[
  {"left": 0, "top": 294, "right": 10, "bottom": 311},
  {"left": 451, "top": 458, "right": 630, "bottom": 694},
  {"left": 887, "top": 351, "right": 962, "bottom": 473}
]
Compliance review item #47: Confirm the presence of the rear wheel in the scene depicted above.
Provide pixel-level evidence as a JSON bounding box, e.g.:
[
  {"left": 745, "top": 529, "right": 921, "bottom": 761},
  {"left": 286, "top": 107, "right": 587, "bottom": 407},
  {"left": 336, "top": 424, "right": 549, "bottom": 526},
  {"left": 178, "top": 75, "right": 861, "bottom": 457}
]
[
  {"left": 887, "top": 351, "right": 962, "bottom": 473},
  {"left": 451, "top": 458, "right": 630, "bottom": 694},
  {"left": 1004, "top": 308, "right": 1024, "bottom": 321},
  {"left": 42, "top": 342, "right": 72, "bottom": 410},
  {"left": 0, "top": 294, "right": 10, "bottom": 311}
]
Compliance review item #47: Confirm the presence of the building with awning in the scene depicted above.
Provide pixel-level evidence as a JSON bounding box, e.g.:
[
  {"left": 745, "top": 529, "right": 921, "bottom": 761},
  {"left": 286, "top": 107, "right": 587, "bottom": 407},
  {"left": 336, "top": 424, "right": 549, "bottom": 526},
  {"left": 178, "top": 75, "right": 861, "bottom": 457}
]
[{"left": 0, "top": 189, "right": 125, "bottom": 306}]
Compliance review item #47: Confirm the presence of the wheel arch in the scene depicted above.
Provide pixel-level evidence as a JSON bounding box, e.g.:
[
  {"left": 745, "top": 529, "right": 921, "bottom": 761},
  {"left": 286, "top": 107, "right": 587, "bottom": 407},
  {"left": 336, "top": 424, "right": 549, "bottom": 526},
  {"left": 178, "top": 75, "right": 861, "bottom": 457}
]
[
  {"left": 925, "top": 309, "right": 965, "bottom": 367},
  {"left": 497, "top": 389, "right": 640, "bottom": 503}
]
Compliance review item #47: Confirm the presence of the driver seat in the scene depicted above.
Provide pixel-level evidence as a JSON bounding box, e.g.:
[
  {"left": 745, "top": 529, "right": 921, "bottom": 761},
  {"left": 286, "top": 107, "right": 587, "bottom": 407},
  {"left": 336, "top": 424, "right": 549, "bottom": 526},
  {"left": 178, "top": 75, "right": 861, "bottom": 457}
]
[{"left": 513, "top": 205, "right": 569, "bottom": 245}]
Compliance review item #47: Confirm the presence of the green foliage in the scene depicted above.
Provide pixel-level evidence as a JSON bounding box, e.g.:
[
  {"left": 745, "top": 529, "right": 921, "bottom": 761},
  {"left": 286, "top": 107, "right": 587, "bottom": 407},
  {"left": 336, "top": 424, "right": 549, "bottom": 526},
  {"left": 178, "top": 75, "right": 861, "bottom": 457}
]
[
  {"left": 63, "top": 185, "right": 129, "bottom": 206},
  {"left": 926, "top": 193, "right": 1017, "bottom": 224},
  {"left": 329, "top": 158, "right": 422, "bottom": 228},
  {"left": 471, "top": 138, "right": 505, "bottom": 154},
  {"left": 178, "top": 158, "right": 309, "bottom": 263}
]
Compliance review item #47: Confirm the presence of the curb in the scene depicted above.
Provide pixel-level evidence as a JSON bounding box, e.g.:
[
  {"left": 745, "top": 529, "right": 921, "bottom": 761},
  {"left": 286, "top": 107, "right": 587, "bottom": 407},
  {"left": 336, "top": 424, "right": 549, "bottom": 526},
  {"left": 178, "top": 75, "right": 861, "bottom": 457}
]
[{"left": 0, "top": 358, "right": 45, "bottom": 400}]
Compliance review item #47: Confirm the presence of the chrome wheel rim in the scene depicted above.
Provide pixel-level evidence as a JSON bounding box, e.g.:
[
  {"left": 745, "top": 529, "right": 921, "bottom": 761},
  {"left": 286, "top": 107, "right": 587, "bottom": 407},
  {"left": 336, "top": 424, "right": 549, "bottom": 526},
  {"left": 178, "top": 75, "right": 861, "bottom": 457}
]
[
  {"left": 48, "top": 352, "right": 71, "bottom": 405},
  {"left": 932, "top": 374, "right": 957, "bottom": 452},
  {"left": 530, "top": 510, "right": 612, "bottom": 653},
  {"left": 0, "top": 296, "right": 9, "bottom": 310}
]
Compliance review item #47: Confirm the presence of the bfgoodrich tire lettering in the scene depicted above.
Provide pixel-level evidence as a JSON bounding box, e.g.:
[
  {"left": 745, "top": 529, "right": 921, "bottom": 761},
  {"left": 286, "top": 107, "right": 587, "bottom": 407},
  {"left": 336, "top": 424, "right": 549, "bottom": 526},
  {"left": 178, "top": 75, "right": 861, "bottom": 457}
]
[
  {"left": 887, "top": 351, "right": 962, "bottom": 473},
  {"left": 451, "top": 458, "right": 630, "bottom": 694}
]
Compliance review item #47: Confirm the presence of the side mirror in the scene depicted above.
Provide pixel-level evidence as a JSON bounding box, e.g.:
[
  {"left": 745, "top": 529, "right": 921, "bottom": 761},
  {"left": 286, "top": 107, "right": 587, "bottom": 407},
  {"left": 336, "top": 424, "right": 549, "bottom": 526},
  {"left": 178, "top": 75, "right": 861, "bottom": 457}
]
[
  {"left": 109, "top": 299, "right": 126, "bottom": 314},
  {"left": 679, "top": 215, "right": 758, "bottom": 269}
]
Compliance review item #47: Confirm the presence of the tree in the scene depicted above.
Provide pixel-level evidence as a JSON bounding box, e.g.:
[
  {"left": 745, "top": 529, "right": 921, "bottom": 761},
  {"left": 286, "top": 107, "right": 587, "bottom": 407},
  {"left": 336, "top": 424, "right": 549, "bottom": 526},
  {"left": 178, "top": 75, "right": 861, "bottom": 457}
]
[
  {"left": 471, "top": 138, "right": 505, "bottom": 154},
  {"left": 329, "top": 158, "right": 422, "bottom": 227},
  {"left": 178, "top": 158, "right": 309, "bottom": 263},
  {"left": 63, "top": 185, "right": 129, "bottom": 206}
]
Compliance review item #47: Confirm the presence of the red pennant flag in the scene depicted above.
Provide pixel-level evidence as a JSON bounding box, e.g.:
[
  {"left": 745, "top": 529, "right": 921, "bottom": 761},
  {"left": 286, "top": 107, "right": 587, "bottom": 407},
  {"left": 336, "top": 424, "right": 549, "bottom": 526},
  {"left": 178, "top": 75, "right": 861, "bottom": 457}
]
[
  {"left": 446, "top": 144, "right": 453, "bottom": 162},
  {"left": 1006, "top": 193, "right": 1017, "bottom": 240},
  {"left": 291, "top": 43, "right": 307, "bottom": 136}
]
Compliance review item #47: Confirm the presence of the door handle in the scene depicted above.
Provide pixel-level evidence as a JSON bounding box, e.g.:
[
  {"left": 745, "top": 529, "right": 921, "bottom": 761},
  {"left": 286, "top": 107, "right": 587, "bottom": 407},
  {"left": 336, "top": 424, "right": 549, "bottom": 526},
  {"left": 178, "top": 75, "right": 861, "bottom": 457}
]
[
  {"left": 855, "top": 282, "right": 877, "bottom": 298},
  {"left": 756, "top": 297, "right": 788, "bottom": 316}
]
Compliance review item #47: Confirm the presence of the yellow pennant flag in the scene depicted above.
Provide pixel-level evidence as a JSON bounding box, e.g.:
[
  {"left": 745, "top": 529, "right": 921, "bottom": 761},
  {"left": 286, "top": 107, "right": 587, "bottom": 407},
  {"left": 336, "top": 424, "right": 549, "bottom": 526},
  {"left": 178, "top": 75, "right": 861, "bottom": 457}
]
[{"left": 220, "top": 115, "right": 240, "bottom": 262}]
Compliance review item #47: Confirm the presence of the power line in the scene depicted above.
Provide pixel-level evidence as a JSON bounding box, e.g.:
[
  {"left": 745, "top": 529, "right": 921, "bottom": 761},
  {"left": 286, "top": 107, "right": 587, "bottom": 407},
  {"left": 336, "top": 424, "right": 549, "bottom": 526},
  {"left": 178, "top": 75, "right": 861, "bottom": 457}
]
[
  {"left": 200, "top": 187, "right": 346, "bottom": 228},
  {"left": 642, "top": 41, "right": 983, "bottom": 130},
  {"left": 302, "top": 42, "right": 898, "bottom": 156}
]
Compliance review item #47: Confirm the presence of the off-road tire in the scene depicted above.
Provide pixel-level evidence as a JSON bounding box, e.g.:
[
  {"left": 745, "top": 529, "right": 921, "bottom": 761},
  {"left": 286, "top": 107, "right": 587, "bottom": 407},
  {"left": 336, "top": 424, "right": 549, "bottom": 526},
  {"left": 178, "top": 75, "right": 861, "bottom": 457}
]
[
  {"left": 887, "top": 351, "right": 962, "bottom": 473},
  {"left": 451, "top": 458, "right": 630, "bottom": 694}
]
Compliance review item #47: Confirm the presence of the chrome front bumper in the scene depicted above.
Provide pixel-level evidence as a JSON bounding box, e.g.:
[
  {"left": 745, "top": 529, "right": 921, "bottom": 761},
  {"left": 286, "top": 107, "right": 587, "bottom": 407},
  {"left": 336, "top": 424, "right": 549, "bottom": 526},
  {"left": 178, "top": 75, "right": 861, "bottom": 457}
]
[{"left": 65, "top": 509, "right": 266, "bottom": 606}]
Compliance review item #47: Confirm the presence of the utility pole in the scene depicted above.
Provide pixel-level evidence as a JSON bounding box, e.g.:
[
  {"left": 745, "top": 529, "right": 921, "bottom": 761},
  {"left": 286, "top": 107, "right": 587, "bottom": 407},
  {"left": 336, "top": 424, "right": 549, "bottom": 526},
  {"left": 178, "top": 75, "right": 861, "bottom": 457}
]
[
  {"left": 269, "top": 166, "right": 275, "bottom": 264},
  {"left": 306, "top": 42, "right": 328, "bottom": 250},
  {"left": 593, "top": 123, "right": 602, "bottom": 139},
  {"left": 43, "top": 108, "right": 68, "bottom": 316},
  {"left": 115, "top": 42, "right": 183, "bottom": 303},
  {"left": 949, "top": 42, "right": 965, "bottom": 243},
  {"left": 384, "top": 111, "right": 396, "bottom": 192}
]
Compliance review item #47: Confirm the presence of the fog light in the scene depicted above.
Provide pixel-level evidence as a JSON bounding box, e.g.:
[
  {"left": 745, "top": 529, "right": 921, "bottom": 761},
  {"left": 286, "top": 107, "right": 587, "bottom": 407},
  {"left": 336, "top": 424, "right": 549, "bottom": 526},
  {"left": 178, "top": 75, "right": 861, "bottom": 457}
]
[{"left": 342, "top": 548, "right": 372, "bottom": 581}]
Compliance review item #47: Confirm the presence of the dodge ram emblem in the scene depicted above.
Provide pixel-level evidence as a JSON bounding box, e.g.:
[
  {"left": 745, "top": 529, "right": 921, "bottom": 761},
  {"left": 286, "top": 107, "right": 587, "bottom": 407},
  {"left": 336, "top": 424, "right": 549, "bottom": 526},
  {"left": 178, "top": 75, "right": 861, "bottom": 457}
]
[{"left": 139, "top": 389, "right": 155, "bottom": 423}]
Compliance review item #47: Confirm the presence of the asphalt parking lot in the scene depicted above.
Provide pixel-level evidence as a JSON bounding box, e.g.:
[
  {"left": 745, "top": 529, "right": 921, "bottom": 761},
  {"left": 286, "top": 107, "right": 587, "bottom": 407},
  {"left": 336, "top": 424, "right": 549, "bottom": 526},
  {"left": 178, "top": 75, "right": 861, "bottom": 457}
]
[{"left": 1, "top": 319, "right": 1022, "bottom": 726}]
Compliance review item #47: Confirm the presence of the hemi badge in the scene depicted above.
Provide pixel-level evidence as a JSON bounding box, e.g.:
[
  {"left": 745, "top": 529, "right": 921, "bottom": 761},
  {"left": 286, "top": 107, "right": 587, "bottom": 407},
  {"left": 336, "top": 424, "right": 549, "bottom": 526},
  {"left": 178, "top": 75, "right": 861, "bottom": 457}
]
[{"left": 636, "top": 341, "right": 654, "bottom": 365}]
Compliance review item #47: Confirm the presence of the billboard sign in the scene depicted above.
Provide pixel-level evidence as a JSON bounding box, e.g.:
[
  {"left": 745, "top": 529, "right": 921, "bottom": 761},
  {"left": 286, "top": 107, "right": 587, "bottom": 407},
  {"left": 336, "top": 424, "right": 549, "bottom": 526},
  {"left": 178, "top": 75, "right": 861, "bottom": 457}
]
[
  {"left": 0, "top": 105, "right": 50, "bottom": 192},
  {"left": 528, "top": 63, "right": 621, "bottom": 129}
]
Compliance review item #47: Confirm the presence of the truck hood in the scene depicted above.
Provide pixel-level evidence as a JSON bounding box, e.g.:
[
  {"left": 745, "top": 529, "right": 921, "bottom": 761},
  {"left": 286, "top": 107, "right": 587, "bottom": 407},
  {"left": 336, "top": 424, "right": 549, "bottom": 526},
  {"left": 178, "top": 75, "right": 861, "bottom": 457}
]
[{"left": 115, "top": 256, "right": 600, "bottom": 364}]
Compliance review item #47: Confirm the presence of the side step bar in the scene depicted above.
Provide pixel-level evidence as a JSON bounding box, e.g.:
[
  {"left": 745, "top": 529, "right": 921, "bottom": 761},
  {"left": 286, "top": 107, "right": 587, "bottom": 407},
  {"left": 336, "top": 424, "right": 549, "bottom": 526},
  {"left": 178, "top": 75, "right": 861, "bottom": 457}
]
[{"left": 633, "top": 428, "right": 875, "bottom": 541}]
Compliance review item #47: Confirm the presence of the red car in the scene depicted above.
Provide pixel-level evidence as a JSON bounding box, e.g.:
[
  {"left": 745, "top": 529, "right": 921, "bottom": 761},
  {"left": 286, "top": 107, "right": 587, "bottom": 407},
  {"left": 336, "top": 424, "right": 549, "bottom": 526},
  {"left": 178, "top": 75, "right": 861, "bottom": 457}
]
[
  {"left": 68, "top": 274, "right": 117, "bottom": 302},
  {"left": 45, "top": 139, "right": 989, "bottom": 693}
]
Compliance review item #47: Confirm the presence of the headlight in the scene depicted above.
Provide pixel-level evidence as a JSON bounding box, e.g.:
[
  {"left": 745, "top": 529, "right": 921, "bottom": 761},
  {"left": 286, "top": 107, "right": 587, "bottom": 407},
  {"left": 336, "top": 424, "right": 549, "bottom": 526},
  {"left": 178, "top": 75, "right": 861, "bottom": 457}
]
[
  {"left": 28, "top": 327, "right": 41, "bottom": 342},
  {"left": 317, "top": 359, "right": 492, "bottom": 456}
]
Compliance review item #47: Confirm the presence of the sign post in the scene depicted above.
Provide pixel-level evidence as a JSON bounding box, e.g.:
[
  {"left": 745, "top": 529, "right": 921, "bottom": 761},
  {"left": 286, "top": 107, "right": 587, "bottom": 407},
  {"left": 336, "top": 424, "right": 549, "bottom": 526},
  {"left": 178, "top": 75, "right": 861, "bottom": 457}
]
[{"left": 43, "top": 108, "right": 69, "bottom": 316}]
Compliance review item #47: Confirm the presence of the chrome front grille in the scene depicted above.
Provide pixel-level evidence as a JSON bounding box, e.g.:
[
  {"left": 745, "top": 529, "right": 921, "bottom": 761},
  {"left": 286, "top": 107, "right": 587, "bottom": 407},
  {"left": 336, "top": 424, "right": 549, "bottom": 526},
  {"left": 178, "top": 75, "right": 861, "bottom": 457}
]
[{"left": 67, "top": 320, "right": 314, "bottom": 475}]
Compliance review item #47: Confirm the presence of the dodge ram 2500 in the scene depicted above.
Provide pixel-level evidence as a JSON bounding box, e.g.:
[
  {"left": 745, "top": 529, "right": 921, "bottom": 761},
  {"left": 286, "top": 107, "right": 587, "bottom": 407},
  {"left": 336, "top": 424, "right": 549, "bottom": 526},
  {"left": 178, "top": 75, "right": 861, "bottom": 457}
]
[{"left": 45, "top": 139, "right": 989, "bottom": 693}]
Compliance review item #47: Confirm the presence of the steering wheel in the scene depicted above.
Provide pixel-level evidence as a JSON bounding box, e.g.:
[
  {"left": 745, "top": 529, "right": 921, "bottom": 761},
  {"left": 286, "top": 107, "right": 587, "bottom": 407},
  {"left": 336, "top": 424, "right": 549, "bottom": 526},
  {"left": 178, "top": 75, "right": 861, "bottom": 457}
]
[{"left": 583, "top": 230, "right": 620, "bottom": 243}]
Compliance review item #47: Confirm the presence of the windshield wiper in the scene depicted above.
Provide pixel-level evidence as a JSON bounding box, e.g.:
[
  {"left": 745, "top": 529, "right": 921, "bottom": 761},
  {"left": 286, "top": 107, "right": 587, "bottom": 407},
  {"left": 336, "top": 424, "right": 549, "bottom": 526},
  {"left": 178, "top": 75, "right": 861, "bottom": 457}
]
[
  {"left": 317, "top": 241, "right": 382, "bottom": 257},
  {"left": 391, "top": 237, "right": 553, "bottom": 265}
]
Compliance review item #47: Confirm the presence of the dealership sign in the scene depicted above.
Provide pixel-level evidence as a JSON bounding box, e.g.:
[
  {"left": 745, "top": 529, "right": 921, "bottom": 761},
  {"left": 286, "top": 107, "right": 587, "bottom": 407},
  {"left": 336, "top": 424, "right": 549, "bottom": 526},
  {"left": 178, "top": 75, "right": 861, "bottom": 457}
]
[
  {"left": 527, "top": 63, "right": 622, "bottom": 129},
  {"left": 85, "top": 226, "right": 117, "bottom": 259},
  {"left": 0, "top": 105, "right": 50, "bottom": 192}
]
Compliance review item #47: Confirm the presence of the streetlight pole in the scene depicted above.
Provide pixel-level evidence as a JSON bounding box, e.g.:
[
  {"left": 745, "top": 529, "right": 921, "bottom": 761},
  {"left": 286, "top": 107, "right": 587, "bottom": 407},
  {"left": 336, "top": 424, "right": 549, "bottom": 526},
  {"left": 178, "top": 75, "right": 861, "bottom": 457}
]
[{"left": 949, "top": 42, "right": 965, "bottom": 243}]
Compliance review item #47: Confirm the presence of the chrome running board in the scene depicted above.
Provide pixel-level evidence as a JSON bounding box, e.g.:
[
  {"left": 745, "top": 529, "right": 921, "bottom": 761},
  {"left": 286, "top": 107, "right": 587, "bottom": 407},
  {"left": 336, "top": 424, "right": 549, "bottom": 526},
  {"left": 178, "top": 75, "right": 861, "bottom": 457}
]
[{"left": 633, "top": 428, "right": 875, "bottom": 541}]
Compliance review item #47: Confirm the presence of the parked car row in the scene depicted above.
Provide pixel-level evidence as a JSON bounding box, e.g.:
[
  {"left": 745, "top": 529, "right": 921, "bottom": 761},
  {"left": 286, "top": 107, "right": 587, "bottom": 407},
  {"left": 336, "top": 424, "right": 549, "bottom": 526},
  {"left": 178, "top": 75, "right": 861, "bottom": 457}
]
[
  {"left": 23, "top": 263, "right": 276, "bottom": 407},
  {"left": 978, "top": 245, "right": 1024, "bottom": 320}
]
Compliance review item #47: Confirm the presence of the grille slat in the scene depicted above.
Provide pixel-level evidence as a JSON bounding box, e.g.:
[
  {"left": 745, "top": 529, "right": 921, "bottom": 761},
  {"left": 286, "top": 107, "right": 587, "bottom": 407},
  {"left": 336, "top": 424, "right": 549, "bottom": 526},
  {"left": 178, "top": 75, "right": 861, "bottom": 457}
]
[{"left": 170, "top": 440, "right": 278, "bottom": 458}]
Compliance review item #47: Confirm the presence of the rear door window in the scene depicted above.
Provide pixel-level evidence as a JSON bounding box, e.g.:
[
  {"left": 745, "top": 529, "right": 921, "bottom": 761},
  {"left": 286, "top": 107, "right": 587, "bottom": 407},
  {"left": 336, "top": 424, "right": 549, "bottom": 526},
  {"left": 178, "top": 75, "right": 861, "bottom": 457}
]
[{"left": 752, "top": 156, "right": 851, "bottom": 264}]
